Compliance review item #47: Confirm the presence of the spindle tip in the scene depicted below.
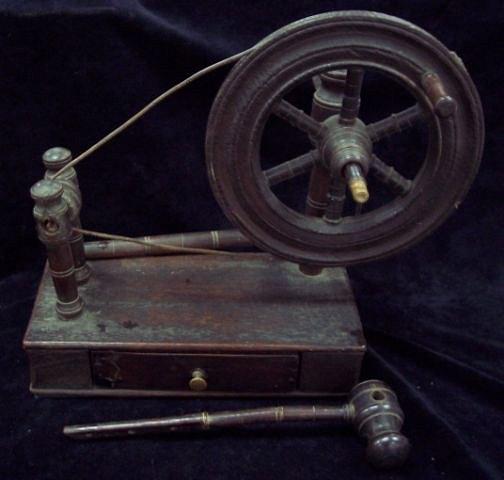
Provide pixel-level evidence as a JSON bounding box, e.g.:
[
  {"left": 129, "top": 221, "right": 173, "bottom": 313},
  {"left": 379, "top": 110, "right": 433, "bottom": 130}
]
[{"left": 348, "top": 178, "right": 369, "bottom": 204}]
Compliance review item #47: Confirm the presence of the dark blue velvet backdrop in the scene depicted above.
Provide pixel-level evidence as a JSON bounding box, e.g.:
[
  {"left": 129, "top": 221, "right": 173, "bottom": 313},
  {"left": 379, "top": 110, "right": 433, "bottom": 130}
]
[{"left": 0, "top": 1, "right": 502, "bottom": 479}]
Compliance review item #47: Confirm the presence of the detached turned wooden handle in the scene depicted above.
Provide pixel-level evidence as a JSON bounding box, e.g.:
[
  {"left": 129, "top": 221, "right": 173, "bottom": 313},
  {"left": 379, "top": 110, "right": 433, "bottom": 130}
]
[{"left": 64, "top": 380, "right": 410, "bottom": 469}]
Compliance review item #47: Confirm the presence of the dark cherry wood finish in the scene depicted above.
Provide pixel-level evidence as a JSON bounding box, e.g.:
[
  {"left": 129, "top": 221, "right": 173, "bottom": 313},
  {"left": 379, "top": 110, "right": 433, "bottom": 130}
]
[
  {"left": 63, "top": 379, "right": 409, "bottom": 470},
  {"left": 22, "top": 12, "right": 488, "bottom": 470},
  {"left": 24, "top": 253, "right": 365, "bottom": 396}
]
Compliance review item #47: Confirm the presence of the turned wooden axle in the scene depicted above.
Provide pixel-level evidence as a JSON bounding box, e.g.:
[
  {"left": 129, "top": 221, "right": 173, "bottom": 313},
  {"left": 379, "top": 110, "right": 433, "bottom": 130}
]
[
  {"left": 31, "top": 179, "right": 83, "bottom": 319},
  {"left": 64, "top": 380, "right": 410, "bottom": 469},
  {"left": 84, "top": 229, "right": 252, "bottom": 259}
]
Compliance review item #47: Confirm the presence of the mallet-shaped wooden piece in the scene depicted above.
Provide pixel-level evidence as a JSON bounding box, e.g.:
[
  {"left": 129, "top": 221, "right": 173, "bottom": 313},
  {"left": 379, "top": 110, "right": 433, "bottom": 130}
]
[{"left": 64, "top": 380, "right": 410, "bottom": 469}]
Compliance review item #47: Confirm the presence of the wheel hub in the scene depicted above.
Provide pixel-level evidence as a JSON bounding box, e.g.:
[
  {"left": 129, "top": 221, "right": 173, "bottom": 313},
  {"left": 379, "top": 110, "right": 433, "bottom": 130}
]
[
  {"left": 319, "top": 116, "right": 372, "bottom": 176},
  {"left": 319, "top": 116, "right": 372, "bottom": 203}
]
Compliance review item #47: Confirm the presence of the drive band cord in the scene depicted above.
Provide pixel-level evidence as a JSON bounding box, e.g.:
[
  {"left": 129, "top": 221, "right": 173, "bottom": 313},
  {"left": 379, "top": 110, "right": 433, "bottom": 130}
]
[{"left": 47, "top": 47, "right": 255, "bottom": 255}]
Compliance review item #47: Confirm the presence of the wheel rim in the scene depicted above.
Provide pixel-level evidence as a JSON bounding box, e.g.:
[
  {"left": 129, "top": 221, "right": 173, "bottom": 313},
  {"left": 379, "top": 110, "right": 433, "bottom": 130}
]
[{"left": 206, "top": 11, "right": 484, "bottom": 266}]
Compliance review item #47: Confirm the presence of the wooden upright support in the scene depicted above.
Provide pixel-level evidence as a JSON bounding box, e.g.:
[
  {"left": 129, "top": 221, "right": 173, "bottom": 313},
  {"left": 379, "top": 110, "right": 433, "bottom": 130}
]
[
  {"left": 31, "top": 179, "right": 84, "bottom": 319},
  {"left": 43, "top": 147, "right": 90, "bottom": 284}
]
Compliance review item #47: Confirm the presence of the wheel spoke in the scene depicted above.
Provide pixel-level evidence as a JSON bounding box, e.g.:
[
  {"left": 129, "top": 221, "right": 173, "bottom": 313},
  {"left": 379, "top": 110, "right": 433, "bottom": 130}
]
[
  {"left": 272, "top": 100, "right": 325, "bottom": 139},
  {"left": 264, "top": 150, "right": 319, "bottom": 186},
  {"left": 305, "top": 164, "right": 332, "bottom": 217},
  {"left": 367, "top": 104, "right": 424, "bottom": 142},
  {"left": 323, "top": 177, "right": 346, "bottom": 224},
  {"left": 370, "top": 155, "right": 413, "bottom": 196},
  {"left": 339, "top": 68, "right": 365, "bottom": 125}
]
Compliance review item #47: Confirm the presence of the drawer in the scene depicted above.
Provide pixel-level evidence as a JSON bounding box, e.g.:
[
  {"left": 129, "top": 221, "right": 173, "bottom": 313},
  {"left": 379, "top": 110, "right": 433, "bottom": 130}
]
[{"left": 92, "top": 352, "right": 299, "bottom": 393}]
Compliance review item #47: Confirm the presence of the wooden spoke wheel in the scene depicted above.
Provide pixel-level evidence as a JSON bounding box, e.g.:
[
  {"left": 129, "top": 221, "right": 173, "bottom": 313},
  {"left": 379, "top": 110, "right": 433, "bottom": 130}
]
[{"left": 205, "top": 11, "right": 484, "bottom": 267}]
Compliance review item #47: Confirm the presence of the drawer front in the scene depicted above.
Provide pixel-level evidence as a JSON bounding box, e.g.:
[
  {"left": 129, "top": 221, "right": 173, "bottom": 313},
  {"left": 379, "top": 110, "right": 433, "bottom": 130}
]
[{"left": 92, "top": 352, "right": 299, "bottom": 393}]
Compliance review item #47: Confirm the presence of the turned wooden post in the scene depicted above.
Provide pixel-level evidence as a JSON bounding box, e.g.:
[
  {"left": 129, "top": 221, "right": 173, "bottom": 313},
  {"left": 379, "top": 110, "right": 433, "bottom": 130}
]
[
  {"left": 306, "top": 70, "right": 348, "bottom": 215},
  {"left": 31, "top": 179, "right": 84, "bottom": 319},
  {"left": 43, "top": 147, "right": 90, "bottom": 284},
  {"left": 300, "top": 70, "right": 347, "bottom": 276}
]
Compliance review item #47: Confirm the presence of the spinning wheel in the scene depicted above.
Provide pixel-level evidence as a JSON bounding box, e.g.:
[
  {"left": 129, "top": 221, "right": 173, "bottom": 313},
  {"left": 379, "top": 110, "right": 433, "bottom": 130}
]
[
  {"left": 26, "top": 11, "right": 486, "bottom": 469},
  {"left": 206, "top": 11, "right": 484, "bottom": 267}
]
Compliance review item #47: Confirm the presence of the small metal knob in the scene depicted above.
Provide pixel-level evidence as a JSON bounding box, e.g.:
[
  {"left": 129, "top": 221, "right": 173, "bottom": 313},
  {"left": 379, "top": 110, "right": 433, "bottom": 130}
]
[{"left": 189, "top": 369, "right": 208, "bottom": 391}]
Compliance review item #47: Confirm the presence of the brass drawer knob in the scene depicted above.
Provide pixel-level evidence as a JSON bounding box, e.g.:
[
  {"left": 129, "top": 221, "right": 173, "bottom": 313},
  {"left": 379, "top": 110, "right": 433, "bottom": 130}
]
[{"left": 189, "top": 369, "right": 208, "bottom": 391}]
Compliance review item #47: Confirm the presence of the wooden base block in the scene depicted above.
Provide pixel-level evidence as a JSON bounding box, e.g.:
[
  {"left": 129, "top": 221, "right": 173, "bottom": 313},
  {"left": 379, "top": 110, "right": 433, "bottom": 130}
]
[{"left": 24, "top": 253, "right": 365, "bottom": 397}]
